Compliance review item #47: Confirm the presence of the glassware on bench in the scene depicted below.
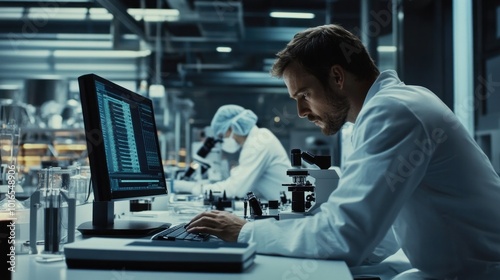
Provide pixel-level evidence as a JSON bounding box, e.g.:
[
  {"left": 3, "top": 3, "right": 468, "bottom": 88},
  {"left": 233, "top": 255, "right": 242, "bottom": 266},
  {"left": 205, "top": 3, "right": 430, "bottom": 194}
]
[{"left": 0, "top": 122, "right": 24, "bottom": 211}]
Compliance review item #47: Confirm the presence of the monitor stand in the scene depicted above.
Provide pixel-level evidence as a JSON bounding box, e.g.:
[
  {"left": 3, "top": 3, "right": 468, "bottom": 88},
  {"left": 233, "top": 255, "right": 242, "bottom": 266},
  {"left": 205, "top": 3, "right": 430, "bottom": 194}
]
[{"left": 77, "top": 201, "right": 170, "bottom": 238}]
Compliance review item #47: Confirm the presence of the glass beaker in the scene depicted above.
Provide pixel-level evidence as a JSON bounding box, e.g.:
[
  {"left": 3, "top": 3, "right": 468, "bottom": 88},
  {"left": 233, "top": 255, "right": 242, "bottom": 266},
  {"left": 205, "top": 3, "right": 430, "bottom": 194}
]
[
  {"left": 69, "top": 166, "right": 91, "bottom": 205},
  {"left": 37, "top": 167, "right": 74, "bottom": 192},
  {"left": 30, "top": 167, "right": 76, "bottom": 254},
  {"left": 0, "top": 123, "right": 23, "bottom": 211}
]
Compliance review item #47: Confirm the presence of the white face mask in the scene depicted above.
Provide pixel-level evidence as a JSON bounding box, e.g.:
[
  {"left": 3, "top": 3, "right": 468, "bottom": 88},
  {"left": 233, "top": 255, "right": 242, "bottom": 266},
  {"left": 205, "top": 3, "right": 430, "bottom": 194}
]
[{"left": 221, "top": 133, "right": 241, "bottom": 153}]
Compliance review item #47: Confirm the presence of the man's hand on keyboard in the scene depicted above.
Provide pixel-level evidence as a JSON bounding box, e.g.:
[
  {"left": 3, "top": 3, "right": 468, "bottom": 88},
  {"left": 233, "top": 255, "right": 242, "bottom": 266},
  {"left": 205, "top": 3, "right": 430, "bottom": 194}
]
[{"left": 186, "top": 210, "right": 247, "bottom": 242}]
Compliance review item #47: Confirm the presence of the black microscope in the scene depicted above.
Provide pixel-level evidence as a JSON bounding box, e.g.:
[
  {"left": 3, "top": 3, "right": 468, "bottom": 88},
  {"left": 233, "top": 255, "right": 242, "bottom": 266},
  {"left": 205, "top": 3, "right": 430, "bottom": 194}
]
[{"left": 279, "top": 149, "right": 340, "bottom": 219}]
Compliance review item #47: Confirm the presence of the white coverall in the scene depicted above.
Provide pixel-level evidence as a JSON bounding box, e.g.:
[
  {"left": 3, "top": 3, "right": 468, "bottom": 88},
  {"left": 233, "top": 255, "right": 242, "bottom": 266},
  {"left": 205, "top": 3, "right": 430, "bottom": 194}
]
[
  {"left": 237, "top": 70, "right": 500, "bottom": 278},
  {"left": 202, "top": 126, "right": 292, "bottom": 201}
]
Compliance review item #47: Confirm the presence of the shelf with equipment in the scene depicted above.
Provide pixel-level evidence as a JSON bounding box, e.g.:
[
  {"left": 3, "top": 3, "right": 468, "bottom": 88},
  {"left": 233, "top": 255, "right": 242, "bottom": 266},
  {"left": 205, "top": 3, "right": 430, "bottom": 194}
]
[{"left": 18, "top": 128, "right": 88, "bottom": 172}]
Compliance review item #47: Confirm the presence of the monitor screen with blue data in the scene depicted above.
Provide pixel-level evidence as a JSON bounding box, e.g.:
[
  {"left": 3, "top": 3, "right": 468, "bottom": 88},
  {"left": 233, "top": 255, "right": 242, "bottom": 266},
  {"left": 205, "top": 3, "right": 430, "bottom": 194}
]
[{"left": 77, "top": 73, "right": 169, "bottom": 237}]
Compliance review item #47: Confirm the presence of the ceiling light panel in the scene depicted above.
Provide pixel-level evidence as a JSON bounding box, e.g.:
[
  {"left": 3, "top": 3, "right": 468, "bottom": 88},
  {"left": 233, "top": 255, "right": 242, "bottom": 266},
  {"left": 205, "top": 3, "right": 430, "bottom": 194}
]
[
  {"left": 269, "top": 12, "right": 315, "bottom": 19},
  {"left": 28, "top": 7, "right": 88, "bottom": 21}
]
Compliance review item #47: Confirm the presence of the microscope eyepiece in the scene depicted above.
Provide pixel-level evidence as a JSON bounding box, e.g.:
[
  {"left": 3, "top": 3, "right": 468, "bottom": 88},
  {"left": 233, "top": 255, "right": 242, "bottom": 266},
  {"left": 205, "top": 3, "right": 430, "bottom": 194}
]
[{"left": 196, "top": 137, "right": 221, "bottom": 158}]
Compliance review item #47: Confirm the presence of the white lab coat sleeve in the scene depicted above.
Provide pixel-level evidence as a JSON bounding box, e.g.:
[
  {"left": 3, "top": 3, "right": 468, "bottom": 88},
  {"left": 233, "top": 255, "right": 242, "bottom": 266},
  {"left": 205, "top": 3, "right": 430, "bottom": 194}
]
[
  {"left": 363, "top": 227, "right": 400, "bottom": 264},
  {"left": 237, "top": 97, "right": 432, "bottom": 266},
  {"left": 202, "top": 140, "right": 271, "bottom": 198}
]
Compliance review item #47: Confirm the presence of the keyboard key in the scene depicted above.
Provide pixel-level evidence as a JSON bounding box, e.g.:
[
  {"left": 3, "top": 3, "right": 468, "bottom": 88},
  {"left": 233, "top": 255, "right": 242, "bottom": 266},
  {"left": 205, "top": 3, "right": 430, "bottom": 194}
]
[{"left": 152, "top": 223, "right": 209, "bottom": 242}]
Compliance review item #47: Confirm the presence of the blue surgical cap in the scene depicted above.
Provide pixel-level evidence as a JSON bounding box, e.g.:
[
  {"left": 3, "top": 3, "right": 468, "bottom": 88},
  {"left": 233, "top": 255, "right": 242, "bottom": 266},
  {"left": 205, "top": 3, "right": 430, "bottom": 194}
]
[{"left": 210, "top": 105, "right": 258, "bottom": 137}]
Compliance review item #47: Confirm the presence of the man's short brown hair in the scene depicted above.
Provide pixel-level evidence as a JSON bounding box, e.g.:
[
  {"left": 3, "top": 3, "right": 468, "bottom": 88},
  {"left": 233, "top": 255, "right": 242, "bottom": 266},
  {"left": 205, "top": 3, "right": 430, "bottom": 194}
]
[{"left": 271, "top": 24, "right": 379, "bottom": 88}]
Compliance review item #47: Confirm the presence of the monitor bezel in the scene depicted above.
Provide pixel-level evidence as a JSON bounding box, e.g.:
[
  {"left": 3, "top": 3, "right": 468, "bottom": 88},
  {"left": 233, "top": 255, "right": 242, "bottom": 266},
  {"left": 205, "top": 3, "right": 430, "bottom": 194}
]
[{"left": 78, "top": 73, "right": 168, "bottom": 202}]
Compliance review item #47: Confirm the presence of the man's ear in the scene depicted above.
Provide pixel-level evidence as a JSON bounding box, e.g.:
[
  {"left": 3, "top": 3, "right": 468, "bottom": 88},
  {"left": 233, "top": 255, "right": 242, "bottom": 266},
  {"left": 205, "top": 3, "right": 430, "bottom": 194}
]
[{"left": 329, "top": 65, "right": 345, "bottom": 89}]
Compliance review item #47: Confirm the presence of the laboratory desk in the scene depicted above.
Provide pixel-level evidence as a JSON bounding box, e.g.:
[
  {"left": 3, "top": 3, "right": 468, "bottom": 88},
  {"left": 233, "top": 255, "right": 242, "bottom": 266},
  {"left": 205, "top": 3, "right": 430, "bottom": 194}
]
[
  {"left": 9, "top": 201, "right": 353, "bottom": 280},
  {"left": 12, "top": 252, "right": 352, "bottom": 280}
]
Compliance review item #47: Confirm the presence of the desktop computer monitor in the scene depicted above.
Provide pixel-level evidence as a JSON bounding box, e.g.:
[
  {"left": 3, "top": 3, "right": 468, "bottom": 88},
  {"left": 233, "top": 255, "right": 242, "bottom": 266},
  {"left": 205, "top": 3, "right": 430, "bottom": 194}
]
[{"left": 77, "top": 73, "right": 169, "bottom": 237}]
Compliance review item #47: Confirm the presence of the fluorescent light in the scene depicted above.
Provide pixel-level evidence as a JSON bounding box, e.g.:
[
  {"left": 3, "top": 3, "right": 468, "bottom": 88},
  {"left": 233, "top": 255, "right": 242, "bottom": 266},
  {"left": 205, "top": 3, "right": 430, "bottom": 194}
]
[
  {"left": 0, "top": 8, "right": 23, "bottom": 19},
  {"left": 0, "top": 40, "right": 112, "bottom": 49},
  {"left": 53, "top": 49, "right": 151, "bottom": 58},
  {"left": 28, "top": 7, "right": 88, "bottom": 21},
  {"left": 0, "top": 50, "right": 51, "bottom": 57},
  {"left": 89, "top": 8, "right": 113, "bottom": 20},
  {"left": 1, "top": 7, "right": 178, "bottom": 22},
  {"left": 216, "top": 47, "right": 232, "bottom": 53},
  {"left": 127, "top": 8, "right": 179, "bottom": 22},
  {"left": 0, "top": 85, "right": 19, "bottom": 91},
  {"left": 270, "top": 12, "right": 315, "bottom": 19},
  {"left": 377, "top": 46, "right": 397, "bottom": 52},
  {"left": 55, "top": 63, "right": 136, "bottom": 71},
  {"left": 56, "top": 33, "right": 111, "bottom": 40},
  {"left": 127, "top": 8, "right": 179, "bottom": 16}
]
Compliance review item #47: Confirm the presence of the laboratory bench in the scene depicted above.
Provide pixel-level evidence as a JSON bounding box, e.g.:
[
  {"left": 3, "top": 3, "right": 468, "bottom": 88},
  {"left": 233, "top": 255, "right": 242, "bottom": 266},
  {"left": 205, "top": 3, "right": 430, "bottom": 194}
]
[
  {"left": 12, "top": 251, "right": 352, "bottom": 280},
  {"left": 7, "top": 201, "right": 353, "bottom": 280}
]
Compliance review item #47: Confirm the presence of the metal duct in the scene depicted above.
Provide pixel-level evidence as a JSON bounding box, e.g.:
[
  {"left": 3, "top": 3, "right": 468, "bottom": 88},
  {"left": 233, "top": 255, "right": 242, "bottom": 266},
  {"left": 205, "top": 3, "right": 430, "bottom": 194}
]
[
  {"left": 24, "top": 76, "right": 68, "bottom": 107},
  {"left": 0, "top": 85, "right": 20, "bottom": 101}
]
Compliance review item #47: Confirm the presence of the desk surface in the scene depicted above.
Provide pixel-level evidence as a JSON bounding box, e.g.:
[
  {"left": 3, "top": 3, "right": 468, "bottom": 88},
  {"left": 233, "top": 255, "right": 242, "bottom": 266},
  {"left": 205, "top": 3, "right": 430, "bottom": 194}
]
[
  {"left": 12, "top": 205, "right": 352, "bottom": 280},
  {"left": 13, "top": 253, "right": 352, "bottom": 280}
]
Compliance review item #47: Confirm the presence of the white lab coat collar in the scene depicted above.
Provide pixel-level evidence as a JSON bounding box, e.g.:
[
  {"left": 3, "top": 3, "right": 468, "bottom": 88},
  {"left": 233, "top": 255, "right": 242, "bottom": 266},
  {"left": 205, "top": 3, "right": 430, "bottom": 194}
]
[
  {"left": 241, "top": 126, "right": 258, "bottom": 147},
  {"left": 362, "top": 70, "right": 402, "bottom": 108}
]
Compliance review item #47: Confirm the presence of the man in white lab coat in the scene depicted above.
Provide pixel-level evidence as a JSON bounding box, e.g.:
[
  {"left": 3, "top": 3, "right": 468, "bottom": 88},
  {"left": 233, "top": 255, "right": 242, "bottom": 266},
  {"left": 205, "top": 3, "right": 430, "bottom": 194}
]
[
  {"left": 188, "top": 104, "right": 291, "bottom": 201},
  {"left": 186, "top": 25, "right": 500, "bottom": 279}
]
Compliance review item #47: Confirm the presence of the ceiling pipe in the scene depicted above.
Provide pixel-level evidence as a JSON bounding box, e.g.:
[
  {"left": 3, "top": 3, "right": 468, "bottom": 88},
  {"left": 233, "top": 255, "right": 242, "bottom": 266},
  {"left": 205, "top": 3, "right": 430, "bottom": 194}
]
[{"left": 178, "top": 63, "right": 236, "bottom": 71}]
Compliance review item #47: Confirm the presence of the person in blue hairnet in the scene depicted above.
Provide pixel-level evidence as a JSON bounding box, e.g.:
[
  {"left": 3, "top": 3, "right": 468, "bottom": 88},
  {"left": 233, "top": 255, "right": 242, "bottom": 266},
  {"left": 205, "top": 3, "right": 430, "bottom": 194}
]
[{"left": 188, "top": 104, "right": 291, "bottom": 201}]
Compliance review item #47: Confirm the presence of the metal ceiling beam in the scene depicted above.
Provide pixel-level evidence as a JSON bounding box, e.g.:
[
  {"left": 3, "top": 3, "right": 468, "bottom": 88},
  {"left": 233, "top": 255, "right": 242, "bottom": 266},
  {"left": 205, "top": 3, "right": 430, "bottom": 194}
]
[
  {"left": 95, "top": 0, "right": 149, "bottom": 44},
  {"left": 0, "top": 0, "right": 92, "bottom": 6},
  {"left": 163, "top": 27, "right": 300, "bottom": 53},
  {"left": 169, "top": 36, "right": 238, "bottom": 43},
  {"left": 165, "top": 27, "right": 301, "bottom": 42},
  {"left": 166, "top": 86, "right": 288, "bottom": 95},
  {"left": 164, "top": 71, "right": 284, "bottom": 87},
  {"left": 194, "top": 0, "right": 244, "bottom": 40},
  {"left": 166, "top": 0, "right": 193, "bottom": 14},
  {"left": 0, "top": 37, "right": 140, "bottom": 50}
]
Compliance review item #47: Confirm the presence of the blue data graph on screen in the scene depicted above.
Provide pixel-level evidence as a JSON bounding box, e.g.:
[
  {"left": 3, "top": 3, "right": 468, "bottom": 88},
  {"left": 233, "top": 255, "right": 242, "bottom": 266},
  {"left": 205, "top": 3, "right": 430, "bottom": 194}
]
[
  {"left": 97, "top": 91, "right": 141, "bottom": 173},
  {"left": 140, "top": 107, "right": 161, "bottom": 169},
  {"left": 102, "top": 95, "right": 140, "bottom": 172},
  {"left": 94, "top": 80, "right": 164, "bottom": 192}
]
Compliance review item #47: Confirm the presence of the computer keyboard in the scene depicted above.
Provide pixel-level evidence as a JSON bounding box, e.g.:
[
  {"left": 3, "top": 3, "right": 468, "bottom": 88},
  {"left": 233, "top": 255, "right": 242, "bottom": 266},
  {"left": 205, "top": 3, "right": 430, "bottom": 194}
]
[{"left": 151, "top": 223, "right": 210, "bottom": 242}]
